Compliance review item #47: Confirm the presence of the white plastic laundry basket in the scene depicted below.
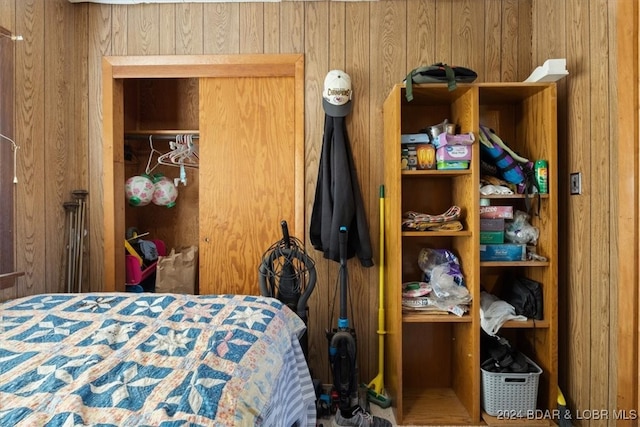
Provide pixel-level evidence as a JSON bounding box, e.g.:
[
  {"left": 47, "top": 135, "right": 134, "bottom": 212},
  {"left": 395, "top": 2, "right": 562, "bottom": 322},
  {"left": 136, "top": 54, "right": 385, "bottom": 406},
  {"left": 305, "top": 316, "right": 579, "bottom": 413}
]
[{"left": 481, "top": 355, "right": 542, "bottom": 417}]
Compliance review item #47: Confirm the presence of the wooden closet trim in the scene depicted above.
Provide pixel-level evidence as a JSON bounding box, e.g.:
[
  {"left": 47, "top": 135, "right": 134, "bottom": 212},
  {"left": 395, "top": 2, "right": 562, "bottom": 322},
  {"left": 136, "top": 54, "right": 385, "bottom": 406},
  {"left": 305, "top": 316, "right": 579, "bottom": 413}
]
[
  {"left": 106, "top": 54, "right": 301, "bottom": 79},
  {"left": 102, "top": 54, "right": 305, "bottom": 292},
  {"left": 616, "top": 0, "right": 639, "bottom": 417}
]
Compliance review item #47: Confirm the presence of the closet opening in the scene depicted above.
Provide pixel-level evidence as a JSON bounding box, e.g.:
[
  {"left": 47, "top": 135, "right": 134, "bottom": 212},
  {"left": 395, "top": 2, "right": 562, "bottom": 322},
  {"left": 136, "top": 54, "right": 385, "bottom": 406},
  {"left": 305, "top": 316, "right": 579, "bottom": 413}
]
[
  {"left": 122, "top": 78, "right": 200, "bottom": 293},
  {"left": 102, "top": 54, "right": 305, "bottom": 294}
]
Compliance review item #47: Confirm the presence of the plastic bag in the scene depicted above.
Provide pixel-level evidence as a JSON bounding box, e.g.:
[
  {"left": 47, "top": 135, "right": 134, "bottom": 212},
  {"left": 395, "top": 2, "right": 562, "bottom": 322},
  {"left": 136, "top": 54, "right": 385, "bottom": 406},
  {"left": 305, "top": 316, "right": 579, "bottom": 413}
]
[
  {"left": 505, "top": 210, "right": 539, "bottom": 245},
  {"left": 417, "top": 248, "right": 464, "bottom": 286}
]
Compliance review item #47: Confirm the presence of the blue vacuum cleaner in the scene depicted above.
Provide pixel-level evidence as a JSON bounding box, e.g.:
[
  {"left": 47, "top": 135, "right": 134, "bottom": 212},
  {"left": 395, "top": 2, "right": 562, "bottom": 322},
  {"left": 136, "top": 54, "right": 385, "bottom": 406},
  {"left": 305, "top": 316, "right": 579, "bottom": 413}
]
[
  {"left": 327, "top": 227, "right": 391, "bottom": 426},
  {"left": 328, "top": 226, "right": 359, "bottom": 412}
]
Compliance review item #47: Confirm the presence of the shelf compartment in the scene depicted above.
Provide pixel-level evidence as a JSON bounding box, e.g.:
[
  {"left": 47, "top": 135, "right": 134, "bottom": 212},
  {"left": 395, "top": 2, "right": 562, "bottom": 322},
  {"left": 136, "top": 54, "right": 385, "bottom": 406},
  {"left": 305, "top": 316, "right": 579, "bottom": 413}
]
[
  {"left": 401, "top": 387, "right": 474, "bottom": 426},
  {"left": 403, "top": 312, "right": 473, "bottom": 323},
  {"left": 399, "top": 322, "right": 479, "bottom": 424}
]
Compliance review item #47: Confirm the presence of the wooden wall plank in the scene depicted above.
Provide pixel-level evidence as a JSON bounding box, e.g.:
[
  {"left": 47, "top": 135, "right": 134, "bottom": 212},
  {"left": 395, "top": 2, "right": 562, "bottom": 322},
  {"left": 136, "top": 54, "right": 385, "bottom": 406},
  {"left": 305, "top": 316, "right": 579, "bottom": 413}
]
[
  {"left": 346, "top": 0, "right": 375, "bottom": 385},
  {"left": 328, "top": 1, "right": 344, "bottom": 68},
  {"left": 484, "top": 0, "right": 502, "bottom": 82},
  {"left": 112, "top": 5, "right": 127, "bottom": 55},
  {"left": 158, "top": 4, "right": 175, "bottom": 55},
  {"left": 434, "top": 0, "right": 452, "bottom": 63},
  {"left": 203, "top": 3, "right": 240, "bottom": 54},
  {"left": 87, "top": 4, "right": 112, "bottom": 292},
  {"left": 176, "top": 3, "right": 203, "bottom": 55},
  {"left": 499, "top": 0, "right": 518, "bottom": 81},
  {"left": 280, "top": 1, "right": 304, "bottom": 54},
  {"left": 72, "top": 3, "right": 90, "bottom": 292},
  {"left": 606, "top": 0, "right": 619, "bottom": 421},
  {"left": 322, "top": 0, "right": 346, "bottom": 385},
  {"left": 0, "top": 20, "right": 17, "bottom": 302},
  {"left": 451, "top": 0, "right": 485, "bottom": 77},
  {"left": 264, "top": 3, "right": 280, "bottom": 54},
  {"left": 406, "top": 0, "right": 436, "bottom": 69},
  {"left": 127, "top": 4, "right": 159, "bottom": 55},
  {"left": 239, "top": 3, "right": 263, "bottom": 54},
  {"left": 303, "top": 0, "right": 330, "bottom": 383},
  {"left": 370, "top": 1, "right": 406, "bottom": 414},
  {"left": 44, "top": 0, "right": 74, "bottom": 294},
  {"left": 15, "top": 0, "right": 46, "bottom": 298},
  {"left": 516, "top": 0, "right": 532, "bottom": 81},
  {"left": 546, "top": 0, "right": 588, "bottom": 420},
  {"left": 589, "top": 1, "right": 612, "bottom": 425}
]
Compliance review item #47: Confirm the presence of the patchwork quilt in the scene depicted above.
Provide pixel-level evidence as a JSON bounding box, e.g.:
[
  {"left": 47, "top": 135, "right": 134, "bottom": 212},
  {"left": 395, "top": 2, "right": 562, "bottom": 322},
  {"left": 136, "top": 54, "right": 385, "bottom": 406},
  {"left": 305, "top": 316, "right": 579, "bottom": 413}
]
[{"left": 0, "top": 293, "right": 316, "bottom": 426}]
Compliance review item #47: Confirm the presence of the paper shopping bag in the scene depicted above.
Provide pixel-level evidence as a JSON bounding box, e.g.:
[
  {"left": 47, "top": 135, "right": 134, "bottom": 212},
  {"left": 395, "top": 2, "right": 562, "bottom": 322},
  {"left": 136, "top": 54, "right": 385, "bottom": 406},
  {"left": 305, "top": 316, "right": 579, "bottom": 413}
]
[{"left": 155, "top": 245, "right": 198, "bottom": 294}]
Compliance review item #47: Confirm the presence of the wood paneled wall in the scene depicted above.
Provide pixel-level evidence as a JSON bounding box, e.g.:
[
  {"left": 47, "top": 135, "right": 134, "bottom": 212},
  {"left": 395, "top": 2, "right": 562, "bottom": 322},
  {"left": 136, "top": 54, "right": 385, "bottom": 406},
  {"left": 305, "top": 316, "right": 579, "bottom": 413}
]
[{"left": 0, "top": 1, "right": 630, "bottom": 425}]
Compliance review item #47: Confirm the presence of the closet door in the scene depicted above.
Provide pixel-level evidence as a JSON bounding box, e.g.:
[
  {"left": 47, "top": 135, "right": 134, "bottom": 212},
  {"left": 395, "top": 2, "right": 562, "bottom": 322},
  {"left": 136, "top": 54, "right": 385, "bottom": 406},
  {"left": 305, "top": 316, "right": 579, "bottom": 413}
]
[
  {"left": 198, "top": 74, "right": 303, "bottom": 295},
  {"left": 102, "top": 54, "right": 304, "bottom": 293}
]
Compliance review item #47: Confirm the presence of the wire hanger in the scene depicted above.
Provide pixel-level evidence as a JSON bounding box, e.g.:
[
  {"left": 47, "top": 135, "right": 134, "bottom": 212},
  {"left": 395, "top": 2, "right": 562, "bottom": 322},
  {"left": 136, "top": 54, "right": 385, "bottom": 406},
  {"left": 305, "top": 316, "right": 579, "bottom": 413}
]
[
  {"left": 145, "top": 135, "right": 164, "bottom": 175},
  {"left": 157, "top": 134, "right": 199, "bottom": 169}
]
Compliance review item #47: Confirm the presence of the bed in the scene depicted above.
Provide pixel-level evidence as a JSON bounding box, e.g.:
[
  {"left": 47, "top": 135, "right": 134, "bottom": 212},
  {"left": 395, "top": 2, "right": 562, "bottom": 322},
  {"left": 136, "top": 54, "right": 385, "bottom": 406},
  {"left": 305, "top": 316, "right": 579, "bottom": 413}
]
[{"left": 0, "top": 292, "right": 317, "bottom": 426}]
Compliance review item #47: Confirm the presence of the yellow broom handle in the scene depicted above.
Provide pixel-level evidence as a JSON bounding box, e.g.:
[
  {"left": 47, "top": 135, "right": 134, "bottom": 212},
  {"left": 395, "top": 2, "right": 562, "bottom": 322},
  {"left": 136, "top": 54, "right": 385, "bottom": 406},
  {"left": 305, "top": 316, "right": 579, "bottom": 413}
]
[{"left": 377, "top": 186, "right": 386, "bottom": 372}]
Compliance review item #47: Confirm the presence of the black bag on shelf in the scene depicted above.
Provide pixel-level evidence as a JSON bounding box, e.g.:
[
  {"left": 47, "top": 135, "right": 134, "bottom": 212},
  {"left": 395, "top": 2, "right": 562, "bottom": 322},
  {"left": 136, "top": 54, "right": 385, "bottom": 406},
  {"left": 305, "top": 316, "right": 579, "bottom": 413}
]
[
  {"left": 502, "top": 276, "right": 543, "bottom": 320},
  {"left": 480, "top": 331, "right": 535, "bottom": 374},
  {"left": 404, "top": 63, "right": 478, "bottom": 101}
]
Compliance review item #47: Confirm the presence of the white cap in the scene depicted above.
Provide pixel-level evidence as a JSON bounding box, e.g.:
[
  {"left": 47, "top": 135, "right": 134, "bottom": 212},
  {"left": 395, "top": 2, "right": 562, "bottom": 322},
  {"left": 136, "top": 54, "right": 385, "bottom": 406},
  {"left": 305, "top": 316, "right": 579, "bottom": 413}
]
[{"left": 322, "top": 70, "right": 352, "bottom": 117}]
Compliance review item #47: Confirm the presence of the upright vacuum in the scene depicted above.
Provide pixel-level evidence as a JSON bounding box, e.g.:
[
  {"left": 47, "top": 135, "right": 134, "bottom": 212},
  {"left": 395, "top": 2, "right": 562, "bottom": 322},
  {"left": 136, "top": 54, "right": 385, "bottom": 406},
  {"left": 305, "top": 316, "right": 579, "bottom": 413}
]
[
  {"left": 327, "top": 226, "right": 392, "bottom": 427},
  {"left": 327, "top": 226, "right": 359, "bottom": 412}
]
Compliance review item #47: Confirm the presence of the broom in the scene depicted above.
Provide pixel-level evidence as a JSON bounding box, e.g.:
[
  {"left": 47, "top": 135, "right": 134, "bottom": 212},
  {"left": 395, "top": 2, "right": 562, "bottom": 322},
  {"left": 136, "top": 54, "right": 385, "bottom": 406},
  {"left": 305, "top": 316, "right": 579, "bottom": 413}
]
[
  {"left": 366, "top": 185, "right": 392, "bottom": 408},
  {"left": 557, "top": 386, "right": 572, "bottom": 427}
]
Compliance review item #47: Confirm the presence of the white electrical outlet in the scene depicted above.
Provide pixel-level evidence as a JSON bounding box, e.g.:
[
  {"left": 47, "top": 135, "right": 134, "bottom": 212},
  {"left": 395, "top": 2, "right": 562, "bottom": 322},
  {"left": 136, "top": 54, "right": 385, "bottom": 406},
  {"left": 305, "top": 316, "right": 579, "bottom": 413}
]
[{"left": 570, "top": 172, "right": 582, "bottom": 195}]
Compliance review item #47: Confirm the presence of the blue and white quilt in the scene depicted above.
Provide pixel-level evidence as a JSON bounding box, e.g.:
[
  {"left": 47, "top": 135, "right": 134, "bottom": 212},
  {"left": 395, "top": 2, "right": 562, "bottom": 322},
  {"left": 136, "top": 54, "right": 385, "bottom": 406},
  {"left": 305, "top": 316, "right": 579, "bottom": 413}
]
[{"left": 0, "top": 293, "right": 316, "bottom": 426}]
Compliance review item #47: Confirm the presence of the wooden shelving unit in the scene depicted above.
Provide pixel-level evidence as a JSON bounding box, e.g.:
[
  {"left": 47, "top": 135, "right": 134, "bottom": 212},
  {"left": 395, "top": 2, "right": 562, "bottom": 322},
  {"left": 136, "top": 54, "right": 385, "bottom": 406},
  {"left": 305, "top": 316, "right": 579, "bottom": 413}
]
[{"left": 383, "top": 82, "right": 557, "bottom": 425}]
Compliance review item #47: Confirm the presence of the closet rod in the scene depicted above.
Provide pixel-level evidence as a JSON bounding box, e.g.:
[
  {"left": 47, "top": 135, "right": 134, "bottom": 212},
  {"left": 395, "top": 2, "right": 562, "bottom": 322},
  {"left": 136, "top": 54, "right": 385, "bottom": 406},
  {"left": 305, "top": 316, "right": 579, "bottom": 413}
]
[{"left": 124, "top": 131, "right": 199, "bottom": 141}]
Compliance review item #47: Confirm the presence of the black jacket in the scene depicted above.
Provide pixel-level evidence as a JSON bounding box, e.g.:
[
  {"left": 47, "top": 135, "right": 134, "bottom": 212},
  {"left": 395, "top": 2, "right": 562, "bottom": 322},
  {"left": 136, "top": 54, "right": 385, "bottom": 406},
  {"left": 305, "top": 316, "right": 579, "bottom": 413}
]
[{"left": 310, "top": 115, "right": 374, "bottom": 267}]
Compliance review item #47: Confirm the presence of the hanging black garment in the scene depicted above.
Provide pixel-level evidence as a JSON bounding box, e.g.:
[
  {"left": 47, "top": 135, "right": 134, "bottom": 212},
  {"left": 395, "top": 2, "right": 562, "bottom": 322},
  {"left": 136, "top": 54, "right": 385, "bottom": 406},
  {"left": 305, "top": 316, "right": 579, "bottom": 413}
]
[{"left": 310, "top": 115, "right": 374, "bottom": 267}]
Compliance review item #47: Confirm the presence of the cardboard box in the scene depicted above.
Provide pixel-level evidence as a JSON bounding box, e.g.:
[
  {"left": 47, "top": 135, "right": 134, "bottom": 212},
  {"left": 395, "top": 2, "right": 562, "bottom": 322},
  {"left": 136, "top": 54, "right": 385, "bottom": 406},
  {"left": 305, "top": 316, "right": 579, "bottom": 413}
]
[
  {"left": 436, "top": 145, "right": 472, "bottom": 162},
  {"left": 480, "top": 231, "right": 505, "bottom": 244},
  {"left": 436, "top": 160, "right": 470, "bottom": 170},
  {"left": 480, "top": 218, "right": 505, "bottom": 231},
  {"left": 435, "top": 132, "right": 475, "bottom": 149},
  {"left": 479, "top": 205, "right": 514, "bottom": 219},
  {"left": 480, "top": 244, "right": 526, "bottom": 261}
]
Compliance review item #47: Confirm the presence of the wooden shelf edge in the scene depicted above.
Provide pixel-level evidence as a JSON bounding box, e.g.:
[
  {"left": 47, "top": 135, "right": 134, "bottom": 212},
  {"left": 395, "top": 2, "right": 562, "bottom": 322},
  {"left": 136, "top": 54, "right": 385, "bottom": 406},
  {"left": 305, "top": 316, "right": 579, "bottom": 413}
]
[
  {"left": 0, "top": 271, "right": 25, "bottom": 290},
  {"left": 402, "top": 169, "right": 472, "bottom": 177},
  {"left": 501, "top": 319, "right": 550, "bottom": 328},
  {"left": 403, "top": 230, "right": 472, "bottom": 237},
  {"left": 481, "top": 193, "right": 550, "bottom": 199},
  {"left": 401, "top": 387, "right": 478, "bottom": 426},
  {"left": 402, "top": 312, "right": 473, "bottom": 323},
  {"left": 481, "top": 261, "right": 550, "bottom": 267},
  {"left": 124, "top": 129, "right": 199, "bottom": 135},
  {"left": 482, "top": 411, "right": 555, "bottom": 426}
]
